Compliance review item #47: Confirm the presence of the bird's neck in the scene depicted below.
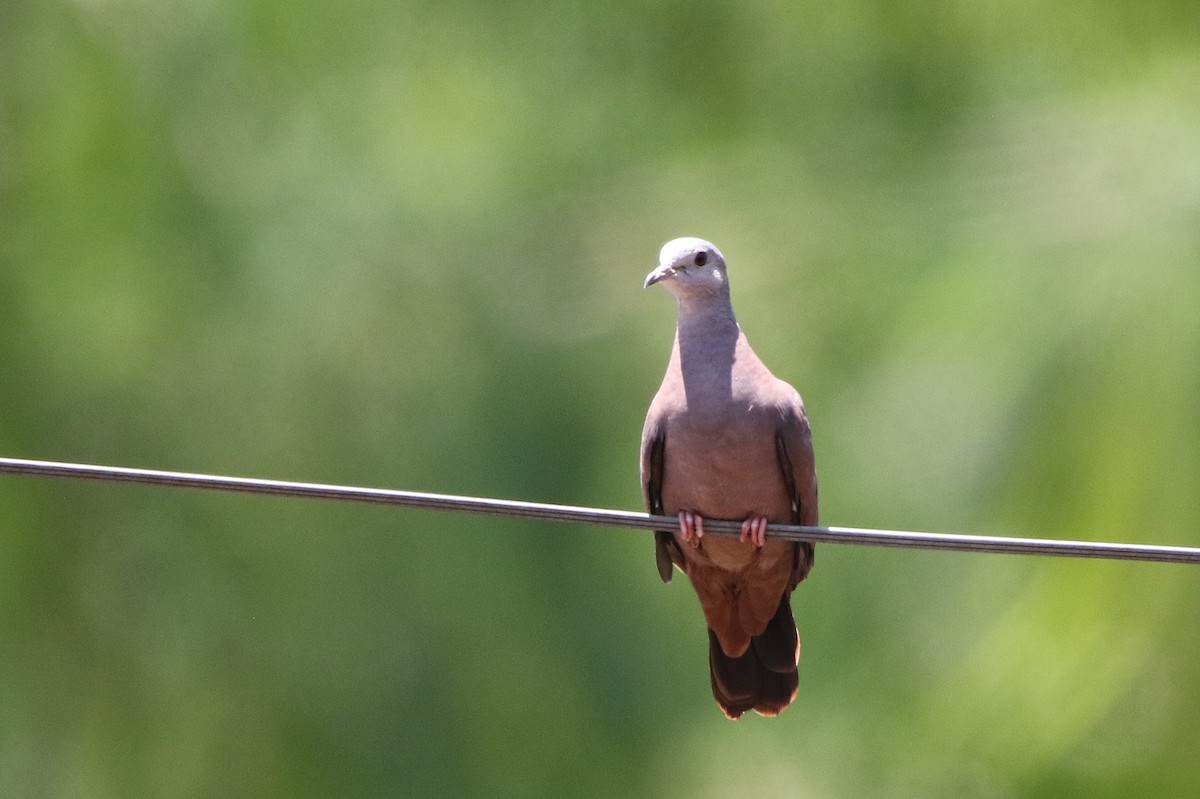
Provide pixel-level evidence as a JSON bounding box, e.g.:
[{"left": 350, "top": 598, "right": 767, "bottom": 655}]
[
  {"left": 675, "top": 294, "right": 739, "bottom": 344},
  {"left": 672, "top": 296, "right": 742, "bottom": 407}
]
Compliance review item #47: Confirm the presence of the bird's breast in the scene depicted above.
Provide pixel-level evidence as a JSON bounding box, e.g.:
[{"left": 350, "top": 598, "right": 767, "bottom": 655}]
[{"left": 659, "top": 407, "right": 793, "bottom": 526}]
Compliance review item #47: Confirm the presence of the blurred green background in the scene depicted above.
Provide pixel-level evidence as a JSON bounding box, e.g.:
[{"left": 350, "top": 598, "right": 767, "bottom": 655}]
[{"left": 2, "top": 0, "right": 1199, "bottom": 796}]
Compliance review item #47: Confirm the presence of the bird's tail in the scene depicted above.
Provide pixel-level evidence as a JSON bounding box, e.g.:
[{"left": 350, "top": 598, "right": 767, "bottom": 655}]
[{"left": 707, "top": 594, "right": 799, "bottom": 719}]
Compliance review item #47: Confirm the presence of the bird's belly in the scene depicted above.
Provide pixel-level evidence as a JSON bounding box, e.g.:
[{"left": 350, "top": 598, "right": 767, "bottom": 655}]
[
  {"left": 660, "top": 424, "right": 791, "bottom": 518},
  {"left": 659, "top": 419, "right": 794, "bottom": 573},
  {"left": 692, "top": 533, "right": 793, "bottom": 573}
]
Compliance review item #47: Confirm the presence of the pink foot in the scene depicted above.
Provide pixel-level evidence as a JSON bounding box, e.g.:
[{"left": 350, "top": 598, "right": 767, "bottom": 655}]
[
  {"left": 740, "top": 515, "right": 769, "bottom": 548},
  {"left": 678, "top": 510, "right": 705, "bottom": 547}
]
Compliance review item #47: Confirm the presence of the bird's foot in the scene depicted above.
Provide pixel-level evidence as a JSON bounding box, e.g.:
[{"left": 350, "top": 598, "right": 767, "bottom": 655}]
[
  {"left": 740, "top": 515, "right": 769, "bottom": 549},
  {"left": 678, "top": 510, "right": 705, "bottom": 547}
]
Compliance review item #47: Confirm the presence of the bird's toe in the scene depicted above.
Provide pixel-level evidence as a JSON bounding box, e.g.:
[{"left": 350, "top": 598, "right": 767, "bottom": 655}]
[{"left": 679, "top": 510, "right": 705, "bottom": 547}]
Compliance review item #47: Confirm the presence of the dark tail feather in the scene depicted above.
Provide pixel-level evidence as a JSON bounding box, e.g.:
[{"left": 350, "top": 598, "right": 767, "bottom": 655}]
[
  {"left": 708, "top": 628, "right": 759, "bottom": 719},
  {"left": 707, "top": 596, "right": 800, "bottom": 719},
  {"left": 753, "top": 594, "right": 799, "bottom": 672},
  {"left": 752, "top": 665, "right": 799, "bottom": 718}
]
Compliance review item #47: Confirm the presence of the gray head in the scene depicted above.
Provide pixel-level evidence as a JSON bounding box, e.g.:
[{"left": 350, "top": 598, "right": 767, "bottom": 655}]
[{"left": 643, "top": 237, "right": 730, "bottom": 299}]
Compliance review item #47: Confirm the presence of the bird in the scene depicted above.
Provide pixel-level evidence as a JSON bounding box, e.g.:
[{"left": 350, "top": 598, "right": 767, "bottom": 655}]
[{"left": 640, "top": 237, "right": 817, "bottom": 719}]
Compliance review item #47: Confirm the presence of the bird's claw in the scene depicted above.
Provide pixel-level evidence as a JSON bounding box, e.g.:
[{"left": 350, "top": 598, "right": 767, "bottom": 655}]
[
  {"left": 740, "top": 515, "right": 769, "bottom": 549},
  {"left": 678, "top": 510, "right": 705, "bottom": 547}
]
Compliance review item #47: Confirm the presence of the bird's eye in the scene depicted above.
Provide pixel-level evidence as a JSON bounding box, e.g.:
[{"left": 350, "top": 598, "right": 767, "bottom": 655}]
[{"left": 694, "top": 251, "right": 708, "bottom": 267}]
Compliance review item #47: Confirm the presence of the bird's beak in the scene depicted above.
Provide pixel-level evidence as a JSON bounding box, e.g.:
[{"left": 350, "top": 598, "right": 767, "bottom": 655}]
[{"left": 643, "top": 263, "right": 676, "bottom": 288}]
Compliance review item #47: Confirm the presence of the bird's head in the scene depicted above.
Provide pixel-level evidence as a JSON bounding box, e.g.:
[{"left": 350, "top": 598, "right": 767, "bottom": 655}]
[{"left": 643, "top": 237, "right": 729, "bottom": 298}]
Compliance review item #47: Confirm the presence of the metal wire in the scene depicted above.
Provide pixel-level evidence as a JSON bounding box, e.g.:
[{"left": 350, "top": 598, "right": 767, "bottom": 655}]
[{"left": 2, "top": 456, "right": 1198, "bottom": 564}]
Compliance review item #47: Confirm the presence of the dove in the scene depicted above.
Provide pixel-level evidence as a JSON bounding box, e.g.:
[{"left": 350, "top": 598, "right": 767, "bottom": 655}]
[{"left": 641, "top": 237, "right": 817, "bottom": 719}]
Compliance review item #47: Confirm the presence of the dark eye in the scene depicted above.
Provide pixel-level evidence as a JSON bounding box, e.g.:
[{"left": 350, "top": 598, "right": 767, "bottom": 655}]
[{"left": 694, "top": 251, "right": 708, "bottom": 267}]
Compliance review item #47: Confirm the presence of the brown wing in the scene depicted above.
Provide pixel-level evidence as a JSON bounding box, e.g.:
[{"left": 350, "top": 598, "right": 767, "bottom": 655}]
[
  {"left": 641, "top": 421, "right": 684, "bottom": 583},
  {"left": 774, "top": 399, "right": 817, "bottom": 588}
]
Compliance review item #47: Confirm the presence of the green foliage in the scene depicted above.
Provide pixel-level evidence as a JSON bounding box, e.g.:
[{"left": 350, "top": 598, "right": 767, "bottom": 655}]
[{"left": 2, "top": 1, "right": 1199, "bottom": 796}]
